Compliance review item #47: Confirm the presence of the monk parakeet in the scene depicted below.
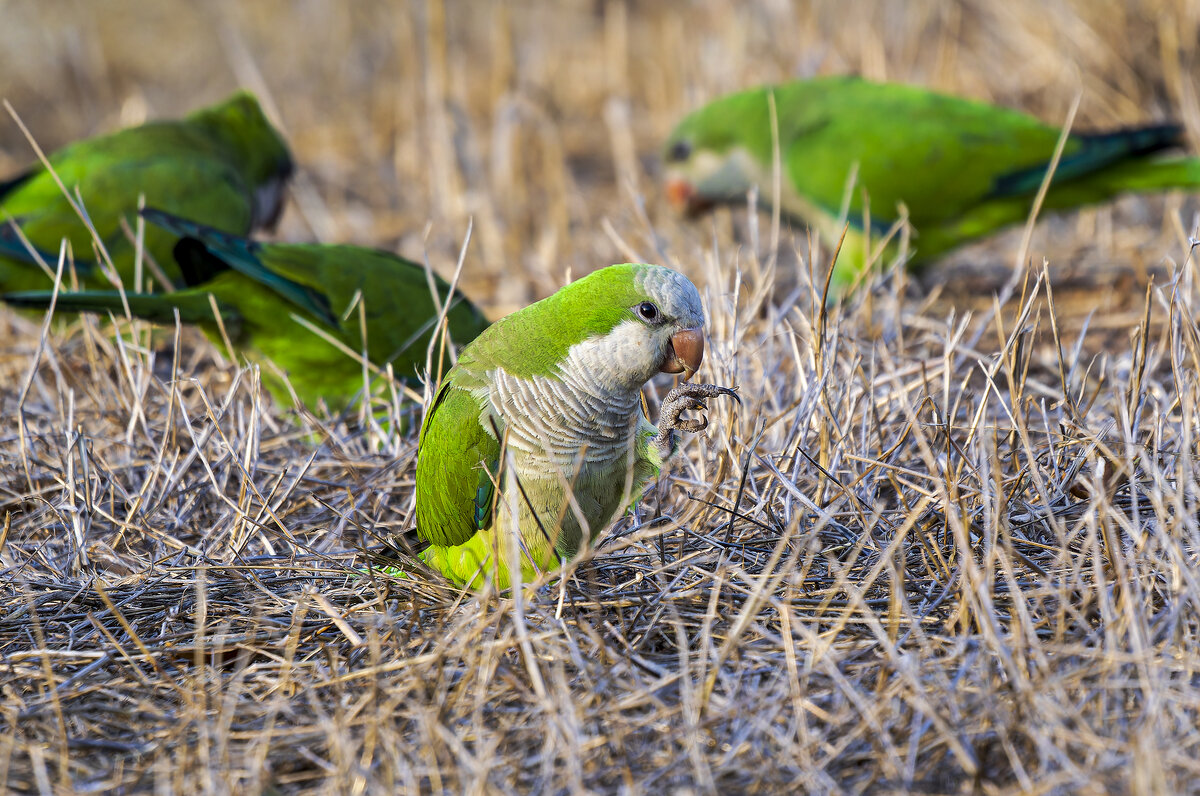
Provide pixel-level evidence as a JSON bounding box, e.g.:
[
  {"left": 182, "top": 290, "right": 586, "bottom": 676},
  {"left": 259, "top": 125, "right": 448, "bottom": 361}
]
[
  {"left": 4, "top": 209, "right": 490, "bottom": 411},
  {"left": 413, "top": 263, "right": 738, "bottom": 589},
  {"left": 0, "top": 91, "right": 293, "bottom": 293},
  {"left": 663, "top": 76, "right": 1200, "bottom": 293}
]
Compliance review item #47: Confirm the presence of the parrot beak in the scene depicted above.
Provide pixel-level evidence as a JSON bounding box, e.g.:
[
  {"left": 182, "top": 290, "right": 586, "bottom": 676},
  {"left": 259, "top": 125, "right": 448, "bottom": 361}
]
[
  {"left": 254, "top": 177, "right": 289, "bottom": 231},
  {"left": 664, "top": 175, "right": 714, "bottom": 217},
  {"left": 664, "top": 176, "right": 695, "bottom": 210},
  {"left": 662, "top": 327, "right": 704, "bottom": 379}
]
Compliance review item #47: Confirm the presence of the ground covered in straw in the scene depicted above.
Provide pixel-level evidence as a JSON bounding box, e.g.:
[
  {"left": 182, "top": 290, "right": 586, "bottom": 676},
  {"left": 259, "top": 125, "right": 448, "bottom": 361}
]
[{"left": 4, "top": 1, "right": 1200, "bottom": 793}]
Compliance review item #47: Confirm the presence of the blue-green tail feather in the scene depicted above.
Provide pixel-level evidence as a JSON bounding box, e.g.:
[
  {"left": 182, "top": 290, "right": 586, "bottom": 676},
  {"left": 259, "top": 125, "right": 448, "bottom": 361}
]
[{"left": 990, "top": 123, "right": 1187, "bottom": 197}]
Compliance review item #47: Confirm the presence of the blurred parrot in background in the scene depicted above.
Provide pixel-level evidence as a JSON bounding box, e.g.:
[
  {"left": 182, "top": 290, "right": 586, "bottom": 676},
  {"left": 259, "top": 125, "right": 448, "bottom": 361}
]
[
  {"left": 413, "top": 263, "right": 738, "bottom": 589},
  {"left": 0, "top": 90, "right": 293, "bottom": 293},
  {"left": 663, "top": 76, "right": 1200, "bottom": 294},
  {"left": 4, "top": 209, "right": 491, "bottom": 412}
]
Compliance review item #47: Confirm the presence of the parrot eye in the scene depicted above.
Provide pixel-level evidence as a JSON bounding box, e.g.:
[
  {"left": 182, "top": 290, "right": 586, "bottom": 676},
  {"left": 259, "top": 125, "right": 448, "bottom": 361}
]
[
  {"left": 636, "top": 301, "right": 661, "bottom": 323},
  {"left": 668, "top": 140, "right": 692, "bottom": 162}
]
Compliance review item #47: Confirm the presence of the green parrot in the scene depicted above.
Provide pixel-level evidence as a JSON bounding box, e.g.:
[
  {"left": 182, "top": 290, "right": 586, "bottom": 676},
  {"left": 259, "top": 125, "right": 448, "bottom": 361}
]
[
  {"left": 4, "top": 208, "right": 491, "bottom": 412},
  {"left": 0, "top": 90, "right": 293, "bottom": 293},
  {"left": 663, "top": 76, "right": 1200, "bottom": 294},
  {"left": 413, "top": 263, "right": 738, "bottom": 589}
]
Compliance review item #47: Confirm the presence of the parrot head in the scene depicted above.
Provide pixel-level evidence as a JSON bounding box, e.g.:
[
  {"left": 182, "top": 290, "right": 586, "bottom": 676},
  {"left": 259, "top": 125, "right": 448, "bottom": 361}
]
[
  {"left": 576, "top": 263, "right": 708, "bottom": 391},
  {"left": 186, "top": 91, "right": 295, "bottom": 230},
  {"left": 662, "top": 88, "right": 776, "bottom": 217},
  {"left": 618, "top": 264, "right": 707, "bottom": 383},
  {"left": 480, "top": 264, "right": 708, "bottom": 392}
]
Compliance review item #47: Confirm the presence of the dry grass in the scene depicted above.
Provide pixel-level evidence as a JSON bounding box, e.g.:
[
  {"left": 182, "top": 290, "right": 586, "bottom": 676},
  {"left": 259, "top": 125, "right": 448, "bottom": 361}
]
[{"left": 4, "top": 0, "right": 1200, "bottom": 792}]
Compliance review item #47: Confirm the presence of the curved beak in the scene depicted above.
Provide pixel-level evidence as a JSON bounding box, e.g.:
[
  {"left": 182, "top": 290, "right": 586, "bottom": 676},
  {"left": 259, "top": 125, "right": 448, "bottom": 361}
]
[
  {"left": 664, "top": 175, "right": 694, "bottom": 211},
  {"left": 661, "top": 327, "right": 704, "bottom": 379},
  {"left": 664, "top": 175, "right": 715, "bottom": 217},
  {"left": 254, "top": 177, "right": 289, "bottom": 231}
]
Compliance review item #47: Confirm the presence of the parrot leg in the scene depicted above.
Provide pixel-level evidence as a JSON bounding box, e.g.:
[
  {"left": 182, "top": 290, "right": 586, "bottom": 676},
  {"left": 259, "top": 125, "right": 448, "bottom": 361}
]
[{"left": 652, "top": 383, "right": 740, "bottom": 459}]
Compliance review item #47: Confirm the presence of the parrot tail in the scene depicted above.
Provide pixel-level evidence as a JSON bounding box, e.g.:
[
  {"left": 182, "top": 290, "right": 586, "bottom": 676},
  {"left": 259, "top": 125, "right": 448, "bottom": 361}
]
[
  {"left": 1076, "top": 123, "right": 1186, "bottom": 163},
  {"left": 2, "top": 288, "right": 238, "bottom": 327},
  {"left": 1037, "top": 153, "right": 1200, "bottom": 211},
  {"left": 992, "top": 123, "right": 1195, "bottom": 197},
  {"left": 141, "top": 207, "right": 338, "bottom": 327}
]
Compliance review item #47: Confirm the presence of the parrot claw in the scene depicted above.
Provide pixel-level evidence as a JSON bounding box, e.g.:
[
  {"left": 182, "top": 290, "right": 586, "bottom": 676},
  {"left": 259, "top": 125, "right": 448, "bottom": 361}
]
[{"left": 652, "top": 383, "right": 740, "bottom": 458}]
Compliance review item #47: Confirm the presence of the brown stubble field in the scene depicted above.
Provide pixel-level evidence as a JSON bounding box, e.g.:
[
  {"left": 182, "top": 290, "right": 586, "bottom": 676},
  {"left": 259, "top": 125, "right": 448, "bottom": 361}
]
[{"left": 3, "top": 0, "right": 1200, "bottom": 793}]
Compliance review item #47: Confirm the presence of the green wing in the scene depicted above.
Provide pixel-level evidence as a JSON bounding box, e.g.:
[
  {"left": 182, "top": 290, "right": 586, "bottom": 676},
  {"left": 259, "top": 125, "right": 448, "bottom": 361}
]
[
  {"left": 775, "top": 78, "right": 1060, "bottom": 229},
  {"left": 414, "top": 381, "right": 500, "bottom": 547},
  {"left": 249, "top": 242, "right": 490, "bottom": 345},
  {"left": 207, "top": 239, "right": 489, "bottom": 382},
  {"left": 320, "top": 247, "right": 490, "bottom": 381}
]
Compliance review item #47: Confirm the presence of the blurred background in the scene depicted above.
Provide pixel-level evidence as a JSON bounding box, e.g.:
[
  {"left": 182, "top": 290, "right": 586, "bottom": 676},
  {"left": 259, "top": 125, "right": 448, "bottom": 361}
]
[
  {"left": 7, "top": 5, "right": 1200, "bottom": 791},
  {"left": 2, "top": 0, "right": 1198, "bottom": 320}
]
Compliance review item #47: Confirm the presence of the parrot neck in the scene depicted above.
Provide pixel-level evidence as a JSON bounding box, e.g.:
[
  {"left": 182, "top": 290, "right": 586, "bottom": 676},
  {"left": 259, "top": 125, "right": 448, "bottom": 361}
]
[
  {"left": 488, "top": 368, "right": 642, "bottom": 470},
  {"left": 487, "top": 329, "right": 653, "bottom": 471}
]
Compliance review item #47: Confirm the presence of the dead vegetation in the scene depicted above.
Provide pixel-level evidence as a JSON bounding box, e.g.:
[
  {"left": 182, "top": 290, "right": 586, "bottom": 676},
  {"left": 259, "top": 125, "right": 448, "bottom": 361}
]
[{"left": 4, "top": 0, "right": 1200, "bottom": 793}]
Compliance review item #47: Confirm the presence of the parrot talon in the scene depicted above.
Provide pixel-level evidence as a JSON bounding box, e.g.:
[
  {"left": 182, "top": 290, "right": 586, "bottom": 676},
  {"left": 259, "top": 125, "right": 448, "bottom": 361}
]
[
  {"left": 663, "top": 382, "right": 740, "bottom": 406},
  {"left": 652, "top": 383, "right": 739, "bottom": 458},
  {"left": 668, "top": 417, "right": 707, "bottom": 433}
]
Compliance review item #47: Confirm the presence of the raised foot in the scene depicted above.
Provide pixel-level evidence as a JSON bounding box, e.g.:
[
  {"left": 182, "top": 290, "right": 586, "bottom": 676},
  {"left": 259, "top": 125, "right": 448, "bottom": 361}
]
[{"left": 653, "top": 383, "right": 740, "bottom": 457}]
